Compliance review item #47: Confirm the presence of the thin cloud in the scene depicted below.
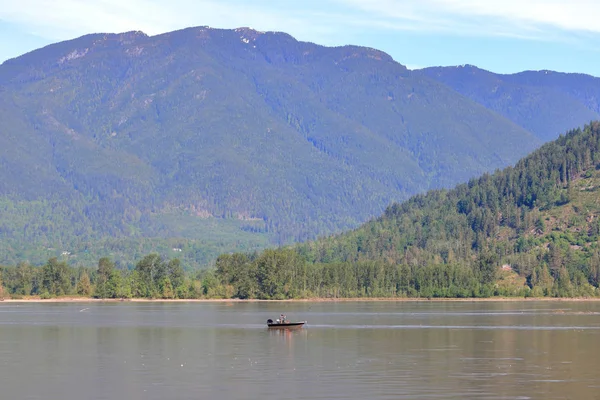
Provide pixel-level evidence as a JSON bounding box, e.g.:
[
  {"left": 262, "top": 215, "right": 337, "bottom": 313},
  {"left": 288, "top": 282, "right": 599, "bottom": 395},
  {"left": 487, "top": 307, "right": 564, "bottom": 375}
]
[
  {"left": 1, "top": 0, "right": 600, "bottom": 62},
  {"left": 3, "top": 0, "right": 599, "bottom": 42},
  {"left": 342, "top": 14, "right": 551, "bottom": 41},
  {"left": 338, "top": 0, "right": 600, "bottom": 37},
  {"left": 434, "top": 0, "right": 600, "bottom": 33},
  {"left": 0, "top": 0, "right": 335, "bottom": 42}
]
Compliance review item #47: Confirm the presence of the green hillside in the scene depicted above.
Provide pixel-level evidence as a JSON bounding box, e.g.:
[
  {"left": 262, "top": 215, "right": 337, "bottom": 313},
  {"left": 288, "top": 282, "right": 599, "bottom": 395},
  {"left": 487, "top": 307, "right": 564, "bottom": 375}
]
[
  {"left": 0, "top": 27, "right": 540, "bottom": 268},
  {"left": 420, "top": 65, "right": 600, "bottom": 142},
  {"left": 214, "top": 122, "right": 600, "bottom": 299}
]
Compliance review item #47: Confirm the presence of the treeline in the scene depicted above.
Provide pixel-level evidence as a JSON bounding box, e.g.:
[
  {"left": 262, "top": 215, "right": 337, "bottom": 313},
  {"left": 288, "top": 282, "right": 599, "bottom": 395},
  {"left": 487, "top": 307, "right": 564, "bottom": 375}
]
[
  {"left": 212, "top": 245, "right": 598, "bottom": 299},
  {"left": 0, "top": 254, "right": 216, "bottom": 299},
  {"left": 1, "top": 250, "right": 594, "bottom": 300},
  {"left": 211, "top": 122, "right": 600, "bottom": 299}
]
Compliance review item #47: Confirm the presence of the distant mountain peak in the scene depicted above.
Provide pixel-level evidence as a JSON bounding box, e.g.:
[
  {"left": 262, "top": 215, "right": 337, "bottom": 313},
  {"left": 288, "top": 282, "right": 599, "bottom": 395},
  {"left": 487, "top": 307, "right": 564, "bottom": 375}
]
[
  {"left": 234, "top": 27, "right": 266, "bottom": 34},
  {"left": 233, "top": 27, "right": 265, "bottom": 44}
]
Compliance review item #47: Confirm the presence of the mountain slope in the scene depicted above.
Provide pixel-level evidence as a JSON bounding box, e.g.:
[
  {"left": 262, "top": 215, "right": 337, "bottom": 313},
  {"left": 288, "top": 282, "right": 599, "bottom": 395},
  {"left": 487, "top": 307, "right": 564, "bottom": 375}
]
[
  {"left": 420, "top": 65, "right": 600, "bottom": 142},
  {"left": 214, "top": 122, "right": 600, "bottom": 299},
  {"left": 0, "top": 27, "right": 540, "bottom": 267}
]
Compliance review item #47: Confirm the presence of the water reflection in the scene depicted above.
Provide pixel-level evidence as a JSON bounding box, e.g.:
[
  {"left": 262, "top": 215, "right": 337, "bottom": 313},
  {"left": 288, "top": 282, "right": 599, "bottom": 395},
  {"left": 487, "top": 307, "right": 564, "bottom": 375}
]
[
  {"left": 268, "top": 327, "right": 309, "bottom": 357},
  {"left": 268, "top": 327, "right": 308, "bottom": 340}
]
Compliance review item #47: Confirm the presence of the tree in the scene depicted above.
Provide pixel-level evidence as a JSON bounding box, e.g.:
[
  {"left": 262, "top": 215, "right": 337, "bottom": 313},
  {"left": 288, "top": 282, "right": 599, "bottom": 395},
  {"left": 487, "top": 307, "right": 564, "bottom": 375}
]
[
  {"left": 76, "top": 271, "right": 92, "bottom": 296},
  {"left": 107, "top": 269, "right": 125, "bottom": 298},
  {"left": 555, "top": 266, "right": 574, "bottom": 297},
  {"left": 135, "top": 253, "right": 166, "bottom": 298},
  {"left": 16, "top": 262, "right": 32, "bottom": 296},
  {"left": 588, "top": 249, "right": 600, "bottom": 287},
  {"left": 42, "top": 257, "right": 71, "bottom": 296},
  {"left": 167, "top": 259, "right": 184, "bottom": 297},
  {"left": 0, "top": 268, "right": 4, "bottom": 300},
  {"left": 477, "top": 251, "right": 499, "bottom": 286},
  {"left": 95, "top": 257, "right": 115, "bottom": 298},
  {"left": 530, "top": 264, "right": 554, "bottom": 297},
  {"left": 161, "top": 277, "right": 174, "bottom": 299}
]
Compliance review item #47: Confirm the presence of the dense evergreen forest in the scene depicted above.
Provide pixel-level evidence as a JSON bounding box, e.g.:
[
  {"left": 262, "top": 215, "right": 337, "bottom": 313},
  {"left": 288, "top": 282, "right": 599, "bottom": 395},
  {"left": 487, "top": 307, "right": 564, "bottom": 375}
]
[
  {"left": 212, "top": 122, "right": 600, "bottom": 299},
  {"left": 3, "top": 122, "right": 600, "bottom": 300}
]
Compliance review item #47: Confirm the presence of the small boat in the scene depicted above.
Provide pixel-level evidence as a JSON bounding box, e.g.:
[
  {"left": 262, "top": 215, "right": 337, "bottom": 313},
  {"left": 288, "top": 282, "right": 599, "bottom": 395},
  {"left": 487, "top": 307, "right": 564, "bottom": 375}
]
[{"left": 267, "top": 318, "right": 306, "bottom": 328}]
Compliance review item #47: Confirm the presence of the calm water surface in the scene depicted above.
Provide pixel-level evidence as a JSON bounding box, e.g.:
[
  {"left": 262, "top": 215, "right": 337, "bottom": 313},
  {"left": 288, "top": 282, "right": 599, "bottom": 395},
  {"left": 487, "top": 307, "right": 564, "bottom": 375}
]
[{"left": 1, "top": 301, "right": 600, "bottom": 399}]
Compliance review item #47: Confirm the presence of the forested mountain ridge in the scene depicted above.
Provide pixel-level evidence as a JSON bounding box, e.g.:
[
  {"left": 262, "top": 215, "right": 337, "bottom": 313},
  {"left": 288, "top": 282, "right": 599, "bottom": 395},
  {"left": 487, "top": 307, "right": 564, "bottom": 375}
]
[
  {"left": 420, "top": 65, "right": 600, "bottom": 142},
  {"left": 214, "top": 122, "right": 600, "bottom": 299},
  {"left": 0, "top": 26, "right": 540, "bottom": 267},
  {"left": 4, "top": 123, "right": 600, "bottom": 300}
]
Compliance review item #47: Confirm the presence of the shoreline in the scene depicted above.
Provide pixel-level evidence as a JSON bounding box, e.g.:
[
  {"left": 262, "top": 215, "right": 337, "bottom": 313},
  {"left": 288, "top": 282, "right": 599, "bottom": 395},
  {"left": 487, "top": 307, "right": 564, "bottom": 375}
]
[{"left": 2, "top": 296, "right": 600, "bottom": 303}]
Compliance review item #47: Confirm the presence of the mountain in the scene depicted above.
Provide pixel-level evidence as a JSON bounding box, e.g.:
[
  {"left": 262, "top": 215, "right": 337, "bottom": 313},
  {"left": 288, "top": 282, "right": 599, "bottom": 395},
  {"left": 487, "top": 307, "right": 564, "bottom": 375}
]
[
  {"left": 3, "top": 123, "right": 599, "bottom": 300},
  {"left": 0, "top": 27, "right": 540, "bottom": 267},
  {"left": 214, "top": 122, "right": 600, "bottom": 299},
  {"left": 420, "top": 65, "right": 600, "bottom": 142}
]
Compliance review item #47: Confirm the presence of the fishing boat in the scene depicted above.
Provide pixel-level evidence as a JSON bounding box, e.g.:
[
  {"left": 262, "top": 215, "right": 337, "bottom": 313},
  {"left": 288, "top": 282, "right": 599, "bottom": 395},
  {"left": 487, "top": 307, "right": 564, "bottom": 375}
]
[{"left": 267, "top": 316, "right": 306, "bottom": 328}]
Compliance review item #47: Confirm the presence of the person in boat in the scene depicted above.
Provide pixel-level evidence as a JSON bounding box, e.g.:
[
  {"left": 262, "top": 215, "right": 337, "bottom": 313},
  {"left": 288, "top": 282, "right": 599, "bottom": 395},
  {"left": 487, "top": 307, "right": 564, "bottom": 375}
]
[{"left": 280, "top": 314, "right": 286, "bottom": 324}]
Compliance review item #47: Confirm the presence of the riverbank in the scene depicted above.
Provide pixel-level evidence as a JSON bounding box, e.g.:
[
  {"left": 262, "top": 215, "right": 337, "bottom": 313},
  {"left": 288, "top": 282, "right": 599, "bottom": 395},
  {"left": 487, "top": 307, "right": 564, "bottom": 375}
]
[{"left": 2, "top": 296, "right": 600, "bottom": 303}]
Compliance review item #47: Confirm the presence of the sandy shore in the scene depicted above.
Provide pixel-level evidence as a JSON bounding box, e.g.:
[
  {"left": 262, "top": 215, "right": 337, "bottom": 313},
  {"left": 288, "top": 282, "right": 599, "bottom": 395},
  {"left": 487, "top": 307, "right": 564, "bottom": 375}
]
[{"left": 2, "top": 296, "right": 600, "bottom": 303}]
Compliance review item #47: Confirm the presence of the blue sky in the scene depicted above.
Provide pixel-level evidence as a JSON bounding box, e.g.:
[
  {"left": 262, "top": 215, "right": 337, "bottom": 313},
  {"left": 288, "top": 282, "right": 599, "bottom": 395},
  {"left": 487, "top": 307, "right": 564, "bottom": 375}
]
[{"left": 1, "top": 0, "right": 600, "bottom": 76}]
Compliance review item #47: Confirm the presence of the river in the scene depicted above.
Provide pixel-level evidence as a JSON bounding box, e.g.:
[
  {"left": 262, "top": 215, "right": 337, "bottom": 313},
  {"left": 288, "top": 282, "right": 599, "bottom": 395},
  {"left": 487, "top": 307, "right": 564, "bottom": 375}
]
[{"left": 1, "top": 300, "right": 599, "bottom": 399}]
